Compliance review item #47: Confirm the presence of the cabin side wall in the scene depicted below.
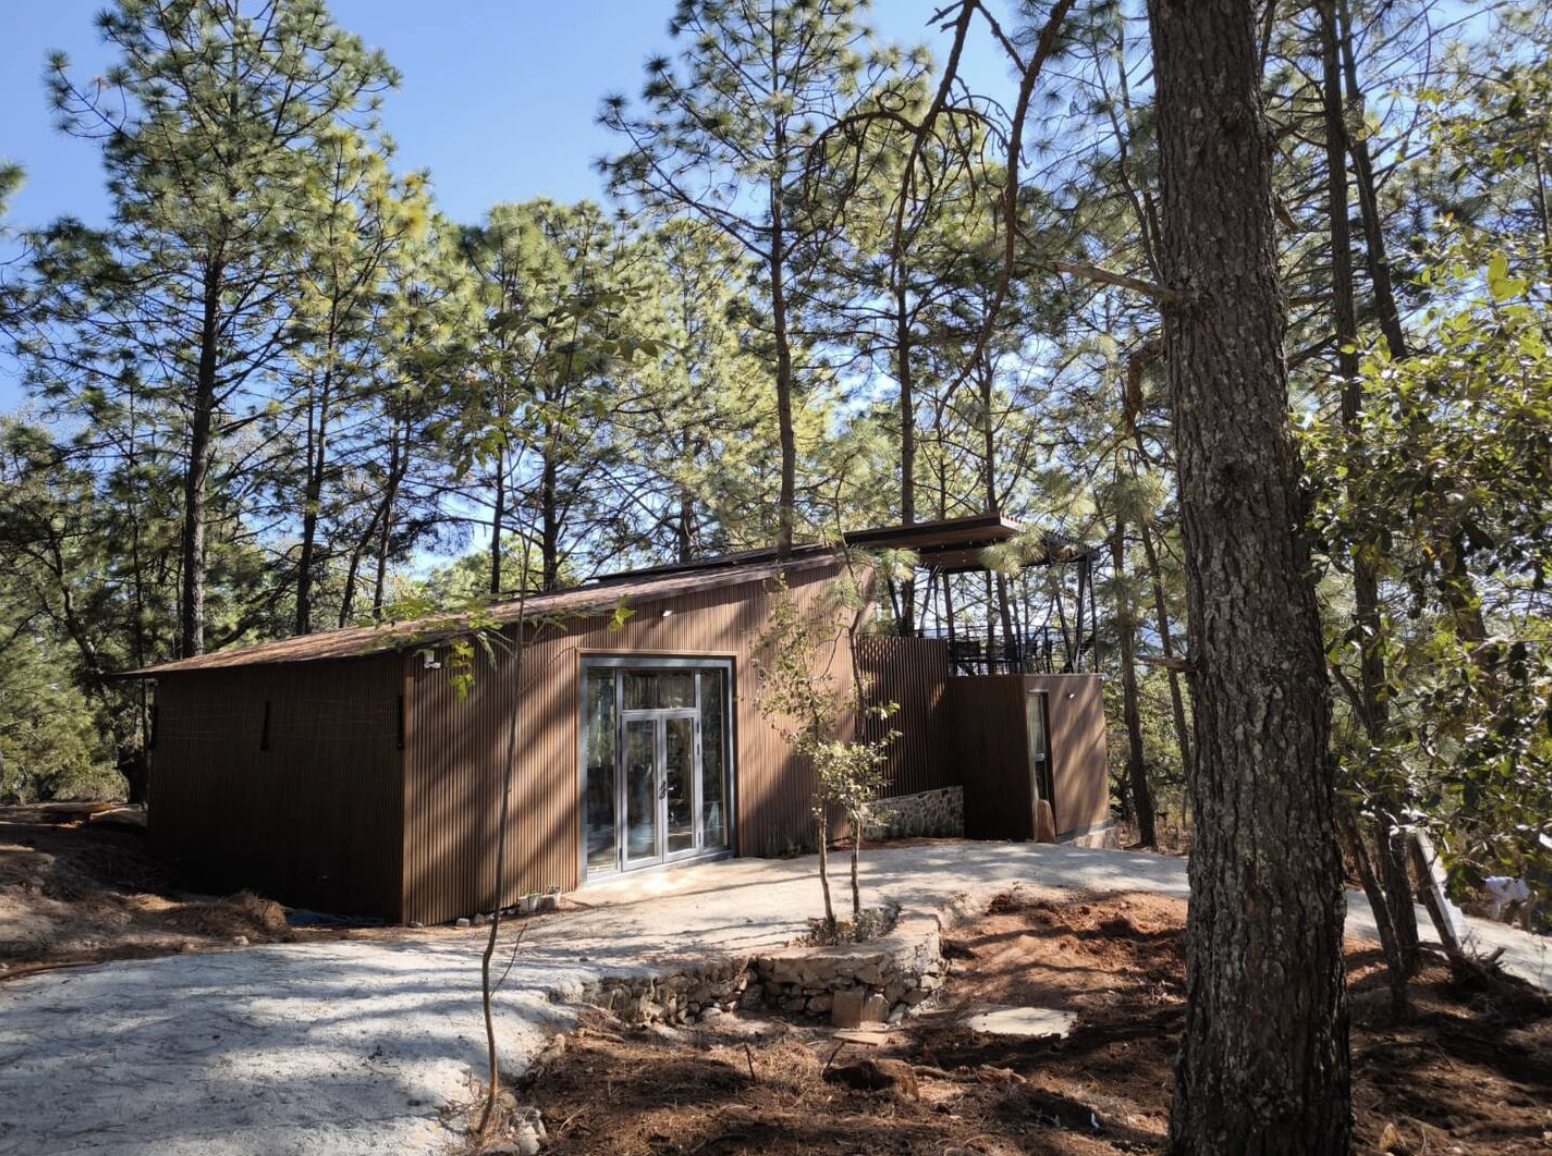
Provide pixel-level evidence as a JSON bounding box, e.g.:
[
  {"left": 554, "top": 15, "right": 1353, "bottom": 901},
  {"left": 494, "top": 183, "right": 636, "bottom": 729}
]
[
  {"left": 147, "top": 653, "right": 406, "bottom": 919},
  {"left": 944, "top": 672, "right": 1112, "bottom": 841},
  {"left": 944, "top": 675, "right": 1036, "bottom": 840},
  {"left": 401, "top": 563, "right": 852, "bottom": 925},
  {"left": 853, "top": 636, "right": 955, "bottom": 796},
  {"left": 1024, "top": 673, "right": 1112, "bottom": 839}
]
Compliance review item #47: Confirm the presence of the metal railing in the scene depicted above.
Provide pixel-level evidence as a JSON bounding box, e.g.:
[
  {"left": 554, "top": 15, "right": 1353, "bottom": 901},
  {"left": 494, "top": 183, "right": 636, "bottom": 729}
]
[{"left": 913, "top": 627, "right": 1090, "bottom": 676}]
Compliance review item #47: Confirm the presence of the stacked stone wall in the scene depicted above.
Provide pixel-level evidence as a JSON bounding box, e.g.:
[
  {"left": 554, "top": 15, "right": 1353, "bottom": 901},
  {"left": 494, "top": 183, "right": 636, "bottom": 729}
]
[
  {"left": 862, "top": 786, "right": 964, "bottom": 841},
  {"left": 568, "top": 915, "right": 947, "bottom": 1028}
]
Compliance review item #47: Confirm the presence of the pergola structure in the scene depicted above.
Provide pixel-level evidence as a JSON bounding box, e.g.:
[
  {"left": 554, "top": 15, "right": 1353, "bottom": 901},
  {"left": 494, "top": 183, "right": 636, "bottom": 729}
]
[
  {"left": 591, "top": 512, "right": 1104, "bottom": 678},
  {"left": 871, "top": 516, "right": 1103, "bottom": 677}
]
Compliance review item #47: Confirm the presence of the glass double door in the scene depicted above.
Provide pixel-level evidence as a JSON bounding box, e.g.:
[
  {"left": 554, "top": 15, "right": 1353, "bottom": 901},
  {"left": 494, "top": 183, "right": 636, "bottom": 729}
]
[
  {"left": 583, "top": 663, "right": 731, "bottom": 878},
  {"left": 622, "top": 710, "right": 699, "bottom": 866}
]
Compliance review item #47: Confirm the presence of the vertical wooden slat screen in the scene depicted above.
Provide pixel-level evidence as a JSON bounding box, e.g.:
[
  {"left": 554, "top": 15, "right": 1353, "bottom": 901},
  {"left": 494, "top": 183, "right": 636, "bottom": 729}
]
[{"left": 852, "top": 636, "right": 954, "bottom": 798}]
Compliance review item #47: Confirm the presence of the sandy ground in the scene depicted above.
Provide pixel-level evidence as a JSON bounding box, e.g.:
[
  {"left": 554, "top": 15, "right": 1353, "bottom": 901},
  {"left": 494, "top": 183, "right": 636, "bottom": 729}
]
[{"left": 2, "top": 839, "right": 1548, "bottom": 1155}]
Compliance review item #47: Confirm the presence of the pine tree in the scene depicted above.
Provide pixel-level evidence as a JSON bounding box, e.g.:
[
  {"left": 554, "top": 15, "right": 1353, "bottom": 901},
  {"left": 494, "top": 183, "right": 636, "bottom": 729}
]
[
  {"left": 601, "top": 0, "right": 894, "bottom": 555},
  {"left": 1146, "top": 0, "right": 1351, "bottom": 1149},
  {"left": 43, "top": 0, "right": 397, "bottom": 656}
]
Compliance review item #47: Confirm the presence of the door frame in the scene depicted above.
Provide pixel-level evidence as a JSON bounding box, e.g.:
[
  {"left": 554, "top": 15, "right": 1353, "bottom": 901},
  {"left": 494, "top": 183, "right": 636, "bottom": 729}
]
[
  {"left": 578, "top": 655, "right": 737, "bottom": 884},
  {"left": 1025, "top": 688, "right": 1057, "bottom": 833},
  {"left": 619, "top": 708, "right": 700, "bottom": 868}
]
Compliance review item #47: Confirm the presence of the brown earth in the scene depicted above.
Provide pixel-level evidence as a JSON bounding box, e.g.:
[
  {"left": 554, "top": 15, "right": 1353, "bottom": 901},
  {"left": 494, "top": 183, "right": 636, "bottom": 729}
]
[
  {"left": 0, "top": 803, "right": 462, "bottom": 978},
  {"left": 0, "top": 804, "right": 302, "bottom": 977},
  {"left": 511, "top": 890, "right": 1552, "bottom": 1156}
]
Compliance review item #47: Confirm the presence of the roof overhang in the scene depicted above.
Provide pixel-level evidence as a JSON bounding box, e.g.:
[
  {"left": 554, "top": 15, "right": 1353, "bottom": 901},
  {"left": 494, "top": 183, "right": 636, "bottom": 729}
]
[
  {"left": 118, "top": 516, "right": 1096, "bottom": 679},
  {"left": 120, "top": 553, "right": 838, "bottom": 678}
]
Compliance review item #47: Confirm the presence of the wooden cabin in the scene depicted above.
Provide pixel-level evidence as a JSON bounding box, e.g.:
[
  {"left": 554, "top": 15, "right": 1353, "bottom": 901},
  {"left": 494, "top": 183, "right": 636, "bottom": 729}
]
[{"left": 132, "top": 516, "right": 1114, "bottom": 924}]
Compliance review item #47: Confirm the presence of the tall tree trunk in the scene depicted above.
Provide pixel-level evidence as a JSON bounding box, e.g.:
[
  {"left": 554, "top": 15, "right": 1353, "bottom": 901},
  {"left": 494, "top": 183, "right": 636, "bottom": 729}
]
[
  {"left": 1139, "top": 519, "right": 1194, "bottom": 780},
  {"left": 768, "top": 157, "right": 798, "bottom": 558},
  {"left": 1146, "top": 2, "right": 1351, "bottom": 1151},
  {"left": 942, "top": 570, "right": 958, "bottom": 649},
  {"left": 1053, "top": 578, "right": 1073, "bottom": 671},
  {"left": 1343, "top": 812, "right": 1412, "bottom": 1016},
  {"left": 978, "top": 360, "right": 1015, "bottom": 656},
  {"left": 895, "top": 280, "right": 917, "bottom": 634},
  {"left": 179, "top": 258, "right": 223, "bottom": 658},
  {"left": 1336, "top": 0, "right": 1408, "bottom": 362},
  {"left": 540, "top": 440, "right": 561, "bottom": 593},
  {"left": 295, "top": 370, "right": 332, "bottom": 636},
  {"left": 337, "top": 504, "right": 378, "bottom": 630},
  {"left": 977, "top": 355, "right": 999, "bottom": 517},
  {"left": 489, "top": 444, "right": 505, "bottom": 597},
  {"left": 126, "top": 384, "right": 150, "bottom": 755},
  {"left": 1321, "top": 1, "right": 1420, "bottom": 978},
  {"left": 1110, "top": 516, "right": 1157, "bottom": 846},
  {"left": 676, "top": 482, "right": 696, "bottom": 564},
  {"left": 370, "top": 422, "right": 405, "bottom": 621},
  {"left": 1335, "top": 0, "right": 1488, "bottom": 658}
]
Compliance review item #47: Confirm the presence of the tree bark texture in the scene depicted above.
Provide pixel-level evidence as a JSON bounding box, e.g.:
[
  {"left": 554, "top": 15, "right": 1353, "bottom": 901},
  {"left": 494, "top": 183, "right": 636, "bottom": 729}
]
[
  {"left": 541, "top": 436, "right": 561, "bottom": 593},
  {"left": 1145, "top": 1, "right": 1351, "bottom": 1151},
  {"left": 768, "top": 157, "right": 798, "bottom": 559},
  {"left": 1139, "top": 519, "right": 1195, "bottom": 782},
  {"left": 489, "top": 445, "right": 506, "bottom": 597},
  {"left": 179, "top": 258, "right": 222, "bottom": 658},
  {"left": 295, "top": 372, "right": 332, "bottom": 636},
  {"left": 896, "top": 280, "right": 917, "bottom": 634}
]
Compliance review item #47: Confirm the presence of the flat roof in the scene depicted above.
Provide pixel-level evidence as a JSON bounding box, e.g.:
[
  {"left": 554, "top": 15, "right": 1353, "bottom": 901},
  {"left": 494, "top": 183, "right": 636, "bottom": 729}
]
[{"left": 591, "top": 513, "right": 1035, "bottom": 585}]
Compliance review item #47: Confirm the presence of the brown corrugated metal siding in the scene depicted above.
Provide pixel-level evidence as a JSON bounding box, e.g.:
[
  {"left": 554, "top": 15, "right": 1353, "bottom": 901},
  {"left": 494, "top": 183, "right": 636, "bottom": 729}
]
[
  {"left": 400, "top": 561, "right": 853, "bottom": 925},
  {"left": 145, "top": 565, "right": 1112, "bottom": 925},
  {"left": 854, "top": 636, "right": 954, "bottom": 797},
  {"left": 1027, "top": 673, "right": 1111, "bottom": 838},
  {"left": 944, "top": 673, "right": 1111, "bottom": 842},
  {"left": 148, "top": 653, "right": 405, "bottom": 918}
]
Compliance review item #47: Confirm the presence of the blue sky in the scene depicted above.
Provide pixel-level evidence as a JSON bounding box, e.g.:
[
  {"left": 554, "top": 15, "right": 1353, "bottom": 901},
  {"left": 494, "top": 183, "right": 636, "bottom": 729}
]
[
  {"left": 0, "top": 1, "right": 1011, "bottom": 228},
  {"left": 0, "top": 1, "right": 1013, "bottom": 408}
]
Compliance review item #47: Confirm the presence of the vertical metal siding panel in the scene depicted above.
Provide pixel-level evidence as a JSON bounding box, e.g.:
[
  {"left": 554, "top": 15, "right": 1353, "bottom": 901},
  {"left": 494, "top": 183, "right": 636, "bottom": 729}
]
[
  {"left": 943, "top": 673, "right": 1112, "bottom": 841},
  {"left": 854, "top": 636, "right": 952, "bottom": 797},
  {"left": 146, "top": 654, "right": 404, "bottom": 918},
  {"left": 945, "top": 674, "right": 1033, "bottom": 840},
  {"left": 401, "top": 562, "right": 846, "bottom": 923},
  {"left": 1026, "top": 673, "right": 1112, "bottom": 836},
  {"left": 152, "top": 567, "right": 1092, "bottom": 926}
]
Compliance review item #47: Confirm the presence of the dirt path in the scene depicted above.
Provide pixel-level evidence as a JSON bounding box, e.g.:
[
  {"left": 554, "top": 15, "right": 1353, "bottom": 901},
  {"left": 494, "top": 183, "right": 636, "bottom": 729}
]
[
  {"left": 525, "top": 890, "right": 1552, "bottom": 1156},
  {"left": 2, "top": 830, "right": 1547, "bottom": 1155}
]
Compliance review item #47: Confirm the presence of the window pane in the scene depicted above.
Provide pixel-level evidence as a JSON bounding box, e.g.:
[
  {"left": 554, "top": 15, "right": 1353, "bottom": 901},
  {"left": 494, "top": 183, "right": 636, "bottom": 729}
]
[
  {"left": 584, "top": 670, "right": 616, "bottom": 874},
  {"left": 1026, "top": 691, "right": 1048, "bottom": 762},
  {"left": 623, "top": 671, "right": 655, "bottom": 710},
  {"left": 659, "top": 672, "right": 694, "bottom": 708},
  {"left": 665, "top": 716, "right": 695, "bottom": 853},
  {"left": 701, "top": 669, "right": 727, "bottom": 849},
  {"left": 624, "top": 720, "right": 658, "bottom": 861}
]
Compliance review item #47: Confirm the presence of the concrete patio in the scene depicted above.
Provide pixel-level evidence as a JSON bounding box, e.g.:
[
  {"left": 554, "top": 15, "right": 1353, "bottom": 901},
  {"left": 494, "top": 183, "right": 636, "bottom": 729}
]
[{"left": 1, "top": 841, "right": 1545, "bottom": 1156}]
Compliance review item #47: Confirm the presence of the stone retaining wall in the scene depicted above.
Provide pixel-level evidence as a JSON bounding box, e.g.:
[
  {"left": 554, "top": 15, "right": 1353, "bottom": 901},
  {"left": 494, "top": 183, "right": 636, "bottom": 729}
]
[
  {"left": 749, "top": 914, "right": 945, "bottom": 1024},
  {"left": 567, "top": 914, "right": 948, "bottom": 1029},
  {"left": 571, "top": 956, "right": 752, "bottom": 1026},
  {"left": 862, "top": 786, "right": 964, "bottom": 841}
]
